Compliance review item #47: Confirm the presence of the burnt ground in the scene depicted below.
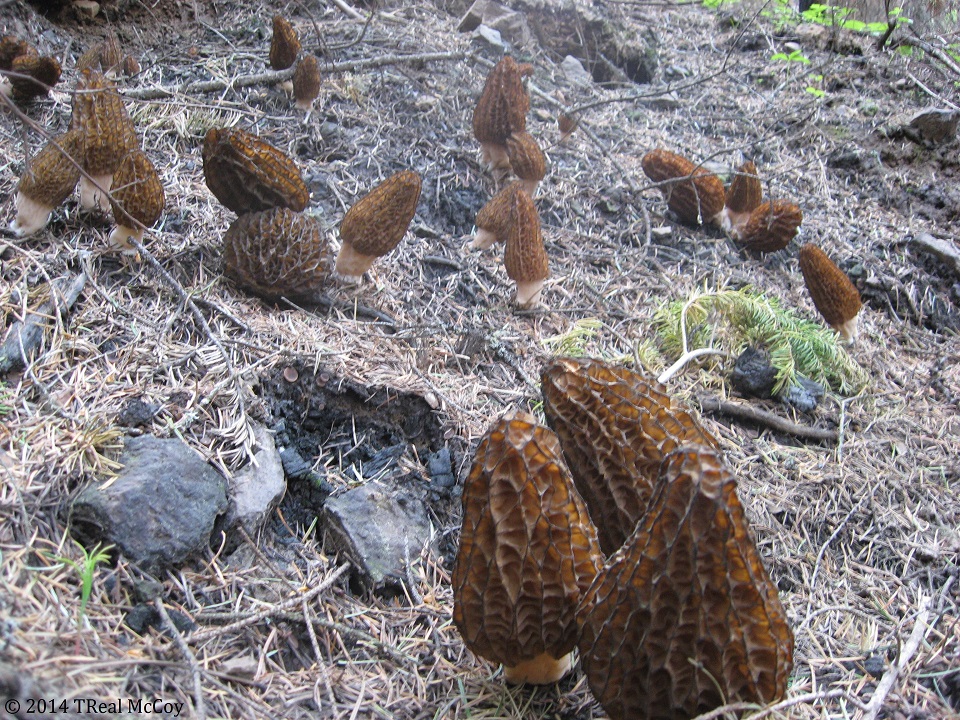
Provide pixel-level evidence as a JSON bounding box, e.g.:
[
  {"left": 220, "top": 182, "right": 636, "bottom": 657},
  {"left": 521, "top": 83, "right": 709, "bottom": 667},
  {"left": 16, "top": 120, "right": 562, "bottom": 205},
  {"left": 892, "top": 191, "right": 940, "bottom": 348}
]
[{"left": 0, "top": 0, "right": 959, "bottom": 718}]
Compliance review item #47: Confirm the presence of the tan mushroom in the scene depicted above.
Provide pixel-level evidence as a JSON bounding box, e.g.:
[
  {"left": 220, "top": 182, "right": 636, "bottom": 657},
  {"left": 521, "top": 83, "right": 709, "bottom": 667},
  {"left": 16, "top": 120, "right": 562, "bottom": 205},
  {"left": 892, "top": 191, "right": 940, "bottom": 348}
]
[
  {"left": 0, "top": 35, "right": 30, "bottom": 71},
  {"left": 798, "top": 243, "right": 862, "bottom": 343},
  {"left": 641, "top": 149, "right": 726, "bottom": 227},
  {"left": 269, "top": 15, "right": 300, "bottom": 71},
  {"left": 578, "top": 446, "right": 794, "bottom": 720},
  {"left": 108, "top": 149, "right": 165, "bottom": 251},
  {"left": 336, "top": 169, "right": 421, "bottom": 279},
  {"left": 5, "top": 52, "right": 61, "bottom": 103},
  {"left": 503, "top": 185, "right": 548, "bottom": 308},
  {"left": 720, "top": 160, "right": 762, "bottom": 235},
  {"left": 452, "top": 411, "right": 603, "bottom": 684},
  {"left": 472, "top": 56, "right": 532, "bottom": 171},
  {"left": 734, "top": 199, "right": 803, "bottom": 252},
  {"left": 223, "top": 207, "right": 330, "bottom": 303},
  {"left": 470, "top": 181, "right": 523, "bottom": 250},
  {"left": 505, "top": 131, "right": 546, "bottom": 196},
  {"left": 9, "top": 130, "right": 83, "bottom": 237},
  {"left": 293, "top": 55, "right": 320, "bottom": 112},
  {"left": 202, "top": 127, "right": 310, "bottom": 215}
]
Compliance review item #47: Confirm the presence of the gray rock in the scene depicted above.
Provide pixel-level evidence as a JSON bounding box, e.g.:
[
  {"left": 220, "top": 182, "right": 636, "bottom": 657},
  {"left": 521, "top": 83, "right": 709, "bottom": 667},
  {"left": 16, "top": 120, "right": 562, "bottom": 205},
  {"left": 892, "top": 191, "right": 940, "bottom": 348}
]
[
  {"left": 322, "top": 481, "right": 432, "bottom": 594},
  {"left": 69, "top": 435, "right": 228, "bottom": 572},
  {"left": 560, "top": 55, "right": 592, "bottom": 86},
  {"left": 221, "top": 423, "right": 286, "bottom": 538},
  {"left": 908, "top": 108, "right": 959, "bottom": 144},
  {"left": 474, "top": 24, "right": 505, "bottom": 50},
  {"left": 459, "top": 0, "right": 532, "bottom": 48},
  {"left": 782, "top": 376, "right": 826, "bottom": 413}
]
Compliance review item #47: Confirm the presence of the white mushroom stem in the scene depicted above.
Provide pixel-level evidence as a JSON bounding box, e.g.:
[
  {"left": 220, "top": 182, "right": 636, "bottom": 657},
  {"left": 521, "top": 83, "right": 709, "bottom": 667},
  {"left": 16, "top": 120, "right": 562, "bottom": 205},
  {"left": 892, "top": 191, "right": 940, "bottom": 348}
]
[
  {"left": 334, "top": 241, "right": 377, "bottom": 279},
  {"left": 832, "top": 314, "right": 860, "bottom": 345},
  {"left": 9, "top": 192, "right": 54, "bottom": 237},
  {"left": 79, "top": 173, "right": 113, "bottom": 213},
  {"left": 295, "top": 96, "right": 316, "bottom": 112},
  {"left": 479, "top": 142, "right": 510, "bottom": 171},
  {"left": 514, "top": 279, "right": 545, "bottom": 309},
  {"left": 469, "top": 227, "right": 499, "bottom": 250},
  {"left": 108, "top": 224, "right": 144, "bottom": 254},
  {"left": 719, "top": 206, "right": 752, "bottom": 239},
  {"left": 518, "top": 178, "right": 540, "bottom": 197},
  {"left": 503, "top": 652, "right": 573, "bottom": 685}
]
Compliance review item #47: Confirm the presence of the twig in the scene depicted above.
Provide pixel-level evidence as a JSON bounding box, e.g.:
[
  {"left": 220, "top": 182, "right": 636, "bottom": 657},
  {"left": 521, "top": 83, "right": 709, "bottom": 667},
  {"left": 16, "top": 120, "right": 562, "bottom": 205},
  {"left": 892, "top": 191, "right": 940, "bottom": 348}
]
[
  {"left": 699, "top": 395, "right": 839, "bottom": 442},
  {"left": 301, "top": 598, "right": 338, "bottom": 710},
  {"left": 691, "top": 688, "right": 865, "bottom": 720},
  {"left": 658, "top": 348, "right": 731, "bottom": 384},
  {"left": 895, "top": 36, "right": 960, "bottom": 78},
  {"left": 154, "top": 598, "right": 207, "bottom": 720}
]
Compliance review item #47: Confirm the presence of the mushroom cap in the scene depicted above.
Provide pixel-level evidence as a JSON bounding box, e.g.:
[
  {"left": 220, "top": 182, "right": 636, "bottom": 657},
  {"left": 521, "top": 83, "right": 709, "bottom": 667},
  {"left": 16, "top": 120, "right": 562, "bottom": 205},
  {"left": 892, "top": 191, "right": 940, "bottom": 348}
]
[
  {"left": 9, "top": 53, "right": 61, "bottom": 102},
  {"left": 16, "top": 129, "right": 83, "bottom": 208},
  {"left": 452, "top": 410, "right": 603, "bottom": 683},
  {"left": 269, "top": 15, "right": 300, "bottom": 71},
  {"left": 338, "top": 169, "right": 422, "bottom": 259},
  {"left": 503, "top": 187, "right": 548, "bottom": 304},
  {"left": 0, "top": 35, "right": 31, "bottom": 71},
  {"left": 76, "top": 42, "right": 104, "bottom": 73},
  {"left": 557, "top": 112, "right": 578, "bottom": 141},
  {"left": 541, "top": 357, "right": 718, "bottom": 555},
  {"left": 641, "top": 149, "right": 726, "bottom": 226},
  {"left": 725, "top": 160, "right": 762, "bottom": 215},
  {"left": 292, "top": 55, "right": 320, "bottom": 109},
  {"left": 577, "top": 446, "right": 795, "bottom": 720},
  {"left": 473, "top": 181, "right": 524, "bottom": 248},
  {"left": 736, "top": 199, "right": 802, "bottom": 252},
  {"left": 71, "top": 69, "right": 138, "bottom": 176},
  {"left": 109, "top": 149, "right": 165, "bottom": 229},
  {"left": 100, "top": 29, "right": 122, "bottom": 75},
  {"left": 472, "top": 56, "right": 532, "bottom": 145},
  {"left": 202, "top": 127, "right": 310, "bottom": 215},
  {"left": 505, "top": 131, "right": 546, "bottom": 192},
  {"left": 798, "top": 243, "right": 862, "bottom": 341},
  {"left": 223, "top": 207, "right": 331, "bottom": 303}
]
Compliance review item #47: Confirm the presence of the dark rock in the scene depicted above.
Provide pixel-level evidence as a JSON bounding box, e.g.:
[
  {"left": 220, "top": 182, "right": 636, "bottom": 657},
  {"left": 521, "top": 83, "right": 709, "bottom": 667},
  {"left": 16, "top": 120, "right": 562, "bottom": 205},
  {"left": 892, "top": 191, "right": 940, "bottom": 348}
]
[
  {"left": 69, "top": 435, "right": 228, "bottom": 572},
  {"left": 125, "top": 604, "right": 196, "bottom": 636},
  {"left": 116, "top": 397, "right": 160, "bottom": 427},
  {"left": 730, "top": 347, "right": 778, "bottom": 399},
  {"left": 781, "top": 376, "right": 825, "bottom": 412},
  {"left": 279, "top": 446, "right": 312, "bottom": 479},
  {"left": 219, "top": 423, "right": 286, "bottom": 539},
  {"left": 428, "top": 447, "right": 455, "bottom": 489}
]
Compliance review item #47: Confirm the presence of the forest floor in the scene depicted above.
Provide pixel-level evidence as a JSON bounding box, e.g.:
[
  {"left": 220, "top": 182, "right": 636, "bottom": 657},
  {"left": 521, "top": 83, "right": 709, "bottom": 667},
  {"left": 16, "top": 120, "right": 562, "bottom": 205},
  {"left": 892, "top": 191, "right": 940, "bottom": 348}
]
[{"left": 0, "top": 0, "right": 958, "bottom": 717}]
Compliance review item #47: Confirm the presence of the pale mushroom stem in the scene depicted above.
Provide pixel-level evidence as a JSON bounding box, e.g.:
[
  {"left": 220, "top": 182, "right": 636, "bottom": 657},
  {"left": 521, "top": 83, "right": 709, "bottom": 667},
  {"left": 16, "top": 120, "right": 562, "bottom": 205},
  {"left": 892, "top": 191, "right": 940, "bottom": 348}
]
[
  {"left": 10, "top": 192, "right": 54, "bottom": 237},
  {"left": 515, "top": 279, "right": 545, "bottom": 308},
  {"left": 518, "top": 178, "right": 540, "bottom": 197},
  {"left": 334, "top": 241, "right": 376, "bottom": 279},
  {"left": 108, "top": 224, "right": 143, "bottom": 254},
  {"left": 833, "top": 316, "right": 860, "bottom": 345},
  {"left": 503, "top": 652, "right": 574, "bottom": 685},
  {"left": 79, "top": 174, "right": 113, "bottom": 213},
  {"left": 480, "top": 142, "right": 510, "bottom": 171},
  {"left": 719, "top": 207, "right": 751, "bottom": 238},
  {"left": 295, "top": 96, "right": 315, "bottom": 112},
  {"left": 468, "top": 227, "right": 499, "bottom": 250}
]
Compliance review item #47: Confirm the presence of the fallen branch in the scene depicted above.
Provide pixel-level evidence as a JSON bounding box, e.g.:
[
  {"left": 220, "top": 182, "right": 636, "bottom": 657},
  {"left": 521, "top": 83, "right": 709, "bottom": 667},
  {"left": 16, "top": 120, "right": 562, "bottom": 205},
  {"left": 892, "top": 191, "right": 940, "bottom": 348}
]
[
  {"left": 699, "top": 395, "right": 839, "bottom": 442},
  {"left": 154, "top": 598, "right": 207, "bottom": 720},
  {"left": 911, "top": 233, "right": 960, "bottom": 277}
]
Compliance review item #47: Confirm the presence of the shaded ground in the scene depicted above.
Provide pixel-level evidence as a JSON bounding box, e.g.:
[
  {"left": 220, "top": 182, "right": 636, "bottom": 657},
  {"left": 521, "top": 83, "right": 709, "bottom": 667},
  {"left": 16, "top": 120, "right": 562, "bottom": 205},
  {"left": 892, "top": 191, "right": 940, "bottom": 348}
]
[{"left": 1, "top": 0, "right": 958, "bottom": 718}]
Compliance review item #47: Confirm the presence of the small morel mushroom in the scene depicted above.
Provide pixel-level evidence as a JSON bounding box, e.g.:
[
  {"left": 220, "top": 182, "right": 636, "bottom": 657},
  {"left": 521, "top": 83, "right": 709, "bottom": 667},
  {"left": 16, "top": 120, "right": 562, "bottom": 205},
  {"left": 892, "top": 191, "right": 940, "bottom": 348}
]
[
  {"left": 798, "top": 243, "right": 862, "bottom": 343},
  {"left": 108, "top": 149, "right": 165, "bottom": 251},
  {"left": 472, "top": 56, "right": 533, "bottom": 170},
  {"left": 10, "top": 129, "right": 83, "bottom": 237},
  {"left": 269, "top": 15, "right": 300, "bottom": 71},
  {"left": 336, "top": 169, "right": 421, "bottom": 279},
  {"left": 292, "top": 55, "right": 320, "bottom": 112},
  {"left": 99, "top": 29, "right": 123, "bottom": 77},
  {"left": 735, "top": 199, "right": 802, "bottom": 252},
  {"left": 471, "top": 181, "right": 523, "bottom": 250},
  {"left": 505, "top": 131, "right": 546, "bottom": 196},
  {"left": 6, "top": 52, "right": 61, "bottom": 103},
  {"left": 641, "top": 149, "right": 725, "bottom": 226},
  {"left": 503, "top": 186, "right": 548, "bottom": 308},
  {"left": 557, "top": 112, "right": 578, "bottom": 142},
  {"left": 71, "top": 69, "right": 138, "bottom": 212},
  {"left": 720, "top": 160, "right": 762, "bottom": 235},
  {"left": 202, "top": 127, "right": 310, "bottom": 215},
  {"left": 452, "top": 411, "right": 603, "bottom": 684},
  {"left": 76, "top": 42, "right": 104, "bottom": 73},
  {"left": 0, "top": 35, "right": 30, "bottom": 71},
  {"left": 577, "top": 447, "right": 794, "bottom": 720},
  {"left": 223, "top": 207, "right": 330, "bottom": 303},
  {"left": 541, "top": 357, "right": 718, "bottom": 555}
]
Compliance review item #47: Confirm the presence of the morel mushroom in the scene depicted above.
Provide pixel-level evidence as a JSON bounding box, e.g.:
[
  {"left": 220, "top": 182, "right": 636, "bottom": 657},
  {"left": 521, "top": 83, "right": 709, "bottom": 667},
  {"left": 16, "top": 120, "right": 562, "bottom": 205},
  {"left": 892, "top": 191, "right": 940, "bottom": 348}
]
[
  {"left": 202, "top": 127, "right": 310, "bottom": 215},
  {"left": 541, "top": 357, "right": 718, "bottom": 555},
  {"left": 720, "top": 160, "right": 762, "bottom": 235},
  {"left": 503, "top": 185, "right": 548, "bottom": 308},
  {"left": 473, "top": 56, "right": 533, "bottom": 170},
  {"left": 578, "top": 447, "right": 794, "bottom": 720},
  {"left": 641, "top": 149, "right": 725, "bottom": 226},
  {"left": 336, "top": 169, "right": 421, "bottom": 279},
  {"left": 0, "top": 35, "right": 30, "bottom": 71},
  {"left": 5, "top": 52, "right": 61, "bottom": 103},
  {"left": 292, "top": 55, "right": 320, "bottom": 112},
  {"left": 505, "top": 131, "right": 546, "bottom": 196},
  {"left": 798, "top": 243, "right": 862, "bottom": 343},
  {"left": 269, "top": 15, "right": 300, "bottom": 71},
  {"left": 223, "top": 207, "right": 330, "bottom": 303},
  {"left": 452, "top": 411, "right": 603, "bottom": 684},
  {"left": 108, "top": 149, "right": 165, "bottom": 251},
  {"left": 10, "top": 129, "right": 83, "bottom": 237},
  {"left": 735, "top": 199, "right": 802, "bottom": 252},
  {"left": 470, "top": 181, "right": 523, "bottom": 250}
]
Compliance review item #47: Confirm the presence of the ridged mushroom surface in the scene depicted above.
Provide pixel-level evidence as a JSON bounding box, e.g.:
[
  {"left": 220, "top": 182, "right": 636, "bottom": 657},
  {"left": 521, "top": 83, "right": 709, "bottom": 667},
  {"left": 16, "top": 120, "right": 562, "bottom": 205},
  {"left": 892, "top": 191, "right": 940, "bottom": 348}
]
[
  {"left": 798, "top": 243, "right": 863, "bottom": 342},
  {"left": 336, "top": 169, "right": 422, "bottom": 278},
  {"left": 471, "top": 181, "right": 523, "bottom": 250},
  {"left": 269, "top": 15, "right": 300, "bottom": 71},
  {"left": 472, "top": 56, "right": 532, "bottom": 170},
  {"left": 202, "top": 127, "right": 310, "bottom": 215},
  {"left": 223, "top": 207, "right": 330, "bottom": 303},
  {"left": 578, "top": 447, "right": 795, "bottom": 720},
  {"left": 10, "top": 129, "right": 83, "bottom": 237},
  {"left": 541, "top": 357, "right": 718, "bottom": 555},
  {"left": 452, "top": 411, "right": 603, "bottom": 685},
  {"left": 503, "top": 186, "right": 548, "bottom": 308},
  {"left": 108, "top": 149, "right": 165, "bottom": 249},
  {"left": 0, "top": 35, "right": 30, "bottom": 70},
  {"left": 505, "top": 131, "right": 546, "bottom": 196},
  {"left": 721, "top": 160, "right": 762, "bottom": 235},
  {"left": 735, "top": 199, "right": 803, "bottom": 252},
  {"left": 641, "top": 149, "right": 725, "bottom": 226},
  {"left": 293, "top": 55, "right": 320, "bottom": 111},
  {"left": 8, "top": 53, "right": 61, "bottom": 102}
]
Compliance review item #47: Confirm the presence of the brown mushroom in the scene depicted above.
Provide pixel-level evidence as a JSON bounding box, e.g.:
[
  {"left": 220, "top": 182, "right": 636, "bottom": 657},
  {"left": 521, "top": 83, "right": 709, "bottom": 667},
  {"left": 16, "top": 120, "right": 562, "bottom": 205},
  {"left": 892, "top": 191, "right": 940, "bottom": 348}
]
[
  {"left": 503, "top": 185, "right": 548, "bottom": 308},
  {"left": 505, "top": 131, "right": 546, "bottom": 196},
  {"left": 641, "top": 149, "right": 725, "bottom": 227},
  {"left": 577, "top": 446, "right": 795, "bottom": 720},
  {"left": 798, "top": 243, "right": 862, "bottom": 343},
  {"left": 557, "top": 112, "right": 578, "bottom": 142},
  {"left": 269, "top": 15, "right": 300, "bottom": 71},
  {"left": 10, "top": 130, "right": 83, "bottom": 237},
  {"left": 470, "top": 181, "right": 523, "bottom": 250},
  {"left": 734, "top": 199, "right": 802, "bottom": 252},
  {"left": 99, "top": 29, "right": 122, "bottom": 77},
  {"left": 6, "top": 52, "right": 61, "bottom": 103},
  {"left": 292, "top": 55, "right": 320, "bottom": 112},
  {"left": 452, "top": 411, "right": 603, "bottom": 684},
  {"left": 472, "top": 56, "right": 532, "bottom": 171},
  {"left": 540, "top": 357, "right": 718, "bottom": 555},
  {"left": 223, "top": 207, "right": 330, "bottom": 303},
  {"left": 202, "top": 127, "right": 310, "bottom": 215},
  {"left": 720, "top": 160, "right": 762, "bottom": 235},
  {"left": 336, "top": 169, "right": 421, "bottom": 279},
  {"left": 108, "top": 149, "right": 165, "bottom": 251},
  {"left": 0, "top": 35, "right": 30, "bottom": 71}
]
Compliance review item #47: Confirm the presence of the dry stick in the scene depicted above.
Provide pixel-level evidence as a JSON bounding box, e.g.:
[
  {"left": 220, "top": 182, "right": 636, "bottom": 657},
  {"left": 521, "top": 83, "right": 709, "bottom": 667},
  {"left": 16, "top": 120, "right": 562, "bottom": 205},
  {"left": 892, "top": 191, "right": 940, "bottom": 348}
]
[
  {"left": 896, "top": 36, "right": 960, "bottom": 78},
  {"left": 188, "top": 562, "right": 351, "bottom": 644},
  {"left": 860, "top": 594, "right": 933, "bottom": 720},
  {"left": 691, "top": 688, "right": 866, "bottom": 720},
  {"left": 699, "top": 395, "right": 840, "bottom": 442},
  {"left": 124, "top": 50, "right": 467, "bottom": 101},
  {"left": 301, "top": 598, "right": 338, "bottom": 710},
  {"left": 154, "top": 598, "right": 207, "bottom": 720}
]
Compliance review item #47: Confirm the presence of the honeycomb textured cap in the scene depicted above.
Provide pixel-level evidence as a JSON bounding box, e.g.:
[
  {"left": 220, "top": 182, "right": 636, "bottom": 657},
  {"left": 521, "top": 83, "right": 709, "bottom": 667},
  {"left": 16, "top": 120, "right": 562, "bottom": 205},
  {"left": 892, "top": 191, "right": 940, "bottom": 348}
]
[
  {"left": 16, "top": 129, "right": 83, "bottom": 207},
  {"left": 269, "top": 15, "right": 300, "bottom": 71},
  {"left": 799, "top": 243, "right": 862, "bottom": 338},
  {"left": 503, "top": 187, "right": 547, "bottom": 284},
  {"left": 452, "top": 411, "right": 603, "bottom": 679},
  {"left": 541, "top": 357, "right": 718, "bottom": 555},
  {"left": 339, "top": 169, "right": 422, "bottom": 257},
  {"left": 0, "top": 35, "right": 31, "bottom": 71},
  {"left": 223, "top": 207, "right": 330, "bottom": 303},
  {"left": 9, "top": 53, "right": 62, "bottom": 101},
  {"left": 293, "top": 55, "right": 321, "bottom": 108},
  {"left": 109, "top": 150, "right": 165, "bottom": 228},
  {"left": 641, "top": 149, "right": 725, "bottom": 226},
  {"left": 100, "top": 30, "right": 122, "bottom": 75},
  {"left": 475, "top": 181, "right": 524, "bottom": 245},
  {"left": 76, "top": 42, "right": 103, "bottom": 73},
  {"left": 202, "top": 127, "right": 310, "bottom": 215},
  {"left": 472, "top": 56, "right": 531, "bottom": 144},
  {"left": 577, "top": 446, "right": 795, "bottom": 720},
  {"left": 725, "top": 160, "right": 762, "bottom": 214},
  {"left": 505, "top": 131, "right": 546, "bottom": 186},
  {"left": 71, "top": 69, "right": 138, "bottom": 175},
  {"left": 738, "top": 200, "right": 803, "bottom": 252}
]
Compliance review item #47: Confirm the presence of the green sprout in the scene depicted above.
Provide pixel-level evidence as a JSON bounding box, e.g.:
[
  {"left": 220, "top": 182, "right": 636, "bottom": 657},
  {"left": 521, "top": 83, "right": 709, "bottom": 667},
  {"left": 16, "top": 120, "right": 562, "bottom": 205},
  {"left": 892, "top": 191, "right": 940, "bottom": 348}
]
[
  {"left": 46, "top": 541, "right": 115, "bottom": 625},
  {"left": 771, "top": 49, "right": 811, "bottom": 65}
]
